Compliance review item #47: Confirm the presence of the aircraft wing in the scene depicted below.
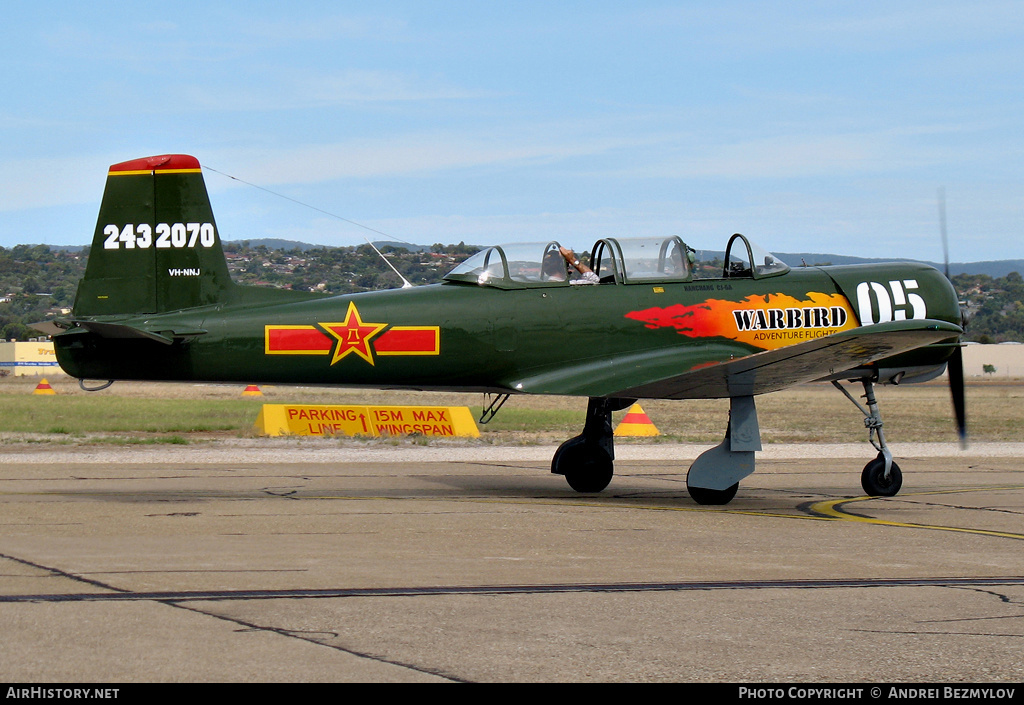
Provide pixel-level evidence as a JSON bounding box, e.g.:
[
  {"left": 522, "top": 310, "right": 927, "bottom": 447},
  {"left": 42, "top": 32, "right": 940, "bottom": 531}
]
[{"left": 508, "top": 319, "right": 962, "bottom": 400}]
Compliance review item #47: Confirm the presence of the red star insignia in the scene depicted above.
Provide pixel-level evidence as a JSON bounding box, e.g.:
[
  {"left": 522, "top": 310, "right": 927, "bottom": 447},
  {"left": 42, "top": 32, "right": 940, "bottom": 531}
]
[{"left": 319, "top": 302, "right": 388, "bottom": 366}]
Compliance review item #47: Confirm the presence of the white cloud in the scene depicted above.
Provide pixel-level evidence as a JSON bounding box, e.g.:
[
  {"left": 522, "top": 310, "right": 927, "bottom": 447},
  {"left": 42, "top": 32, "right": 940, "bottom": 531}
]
[
  {"left": 259, "top": 207, "right": 684, "bottom": 250},
  {"left": 0, "top": 155, "right": 109, "bottom": 212},
  {"left": 203, "top": 130, "right": 627, "bottom": 188},
  {"left": 236, "top": 13, "right": 409, "bottom": 45},
  {"left": 179, "top": 69, "right": 480, "bottom": 112},
  {"left": 634, "top": 1, "right": 1024, "bottom": 54},
  {"left": 596, "top": 122, "right": 985, "bottom": 181}
]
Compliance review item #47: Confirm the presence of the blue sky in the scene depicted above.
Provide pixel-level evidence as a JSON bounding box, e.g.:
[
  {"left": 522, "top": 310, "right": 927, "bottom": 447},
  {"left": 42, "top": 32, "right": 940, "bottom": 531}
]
[{"left": 2, "top": 1, "right": 1022, "bottom": 262}]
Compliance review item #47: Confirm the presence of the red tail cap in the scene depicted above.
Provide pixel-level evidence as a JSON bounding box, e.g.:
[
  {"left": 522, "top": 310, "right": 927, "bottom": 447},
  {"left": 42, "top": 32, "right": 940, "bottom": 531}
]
[{"left": 108, "top": 154, "right": 201, "bottom": 172}]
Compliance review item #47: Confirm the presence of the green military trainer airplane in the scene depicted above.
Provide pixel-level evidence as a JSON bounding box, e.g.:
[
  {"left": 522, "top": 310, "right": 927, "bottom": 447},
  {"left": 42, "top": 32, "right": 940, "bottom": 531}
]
[{"left": 43, "top": 154, "right": 967, "bottom": 504}]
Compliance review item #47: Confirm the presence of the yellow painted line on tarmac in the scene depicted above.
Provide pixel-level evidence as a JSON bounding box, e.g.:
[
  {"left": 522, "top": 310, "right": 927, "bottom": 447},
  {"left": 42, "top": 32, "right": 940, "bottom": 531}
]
[
  {"left": 511, "top": 498, "right": 831, "bottom": 522},
  {"left": 810, "top": 486, "right": 1024, "bottom": 541},
  {"left": 299, "top": 494, "right": 831, "bottom": 523}
]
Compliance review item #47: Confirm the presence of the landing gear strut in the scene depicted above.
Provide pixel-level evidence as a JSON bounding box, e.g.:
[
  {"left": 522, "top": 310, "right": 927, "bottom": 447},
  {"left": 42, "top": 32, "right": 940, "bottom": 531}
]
[
  {"left": 833, "top": 379, "right": 903, "bottom": 497},
  {"left": 552, "top": 397, "right": 633, "bottom": 493},
  {"left": 686, "top": 395, "right": 761, "bottom": 505}
]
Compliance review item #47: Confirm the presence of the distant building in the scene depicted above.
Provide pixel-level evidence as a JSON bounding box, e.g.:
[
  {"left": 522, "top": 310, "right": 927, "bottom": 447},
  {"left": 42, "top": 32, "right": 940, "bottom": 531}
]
[
  {"left": 0, "top": 340, "right": 62, "bottom": 376},
  {"left": 956, "top": 344, "right": 1024, "bottom": 378}
]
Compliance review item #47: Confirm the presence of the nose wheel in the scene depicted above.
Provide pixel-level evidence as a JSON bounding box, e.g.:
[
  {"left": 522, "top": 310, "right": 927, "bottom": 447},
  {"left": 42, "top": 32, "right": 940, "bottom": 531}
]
[
  {"left": 834, "top": 379, "right": 904, "bottom": 497},
  {"left": 861, "top": 453, "right": 903, "bottom": 497}
]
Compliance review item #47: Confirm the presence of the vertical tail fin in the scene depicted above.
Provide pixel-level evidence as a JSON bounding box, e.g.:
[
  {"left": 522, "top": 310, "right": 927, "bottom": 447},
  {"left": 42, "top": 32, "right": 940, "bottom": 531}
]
[{"left": 74, "top": 154, "right": 235, "bottom": 317}]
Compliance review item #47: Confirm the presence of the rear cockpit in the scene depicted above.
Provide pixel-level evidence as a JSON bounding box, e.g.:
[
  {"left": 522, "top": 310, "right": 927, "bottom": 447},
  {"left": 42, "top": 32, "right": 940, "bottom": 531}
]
[{"left": 443, "top": 234, "right": 789, "bottom": 289}]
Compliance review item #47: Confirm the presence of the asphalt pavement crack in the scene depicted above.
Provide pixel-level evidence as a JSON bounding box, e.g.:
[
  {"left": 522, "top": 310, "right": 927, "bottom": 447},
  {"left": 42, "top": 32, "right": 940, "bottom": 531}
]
[
  {"left": 0, "top": 551, "right": 129, "bottom": 594},
  {"left": 169, "top": 602, "right": 469, "bottom": 682}
]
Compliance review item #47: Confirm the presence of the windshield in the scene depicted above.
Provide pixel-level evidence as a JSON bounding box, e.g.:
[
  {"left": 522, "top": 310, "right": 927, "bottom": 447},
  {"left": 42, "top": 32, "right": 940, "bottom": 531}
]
[
  {"left": 445, "top": 246, "right": 509, "bottom": 285},
  {"left": 691, "top": 234, "right": 789, "bottom": 279},
  {"left": 444, "top": 242, "right": 579, "bottom": 287}
]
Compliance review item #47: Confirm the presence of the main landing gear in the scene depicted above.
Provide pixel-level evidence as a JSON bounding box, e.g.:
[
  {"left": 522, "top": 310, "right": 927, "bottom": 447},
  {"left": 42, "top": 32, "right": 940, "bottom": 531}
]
[
  {"left": 553, "top": 382, "right": 905, "bottom": 502},
  {"left": 551, "top": 398, "right": 632, "bottom": 492},
  {"left": 832, "top": 379, "right": 903, "bottom": 497},
  {"left": 684, "top": 395, "right": 761, "bottom": 505},
  {"left": 552, "top": 395, "right": 763, "bottom": 505}
]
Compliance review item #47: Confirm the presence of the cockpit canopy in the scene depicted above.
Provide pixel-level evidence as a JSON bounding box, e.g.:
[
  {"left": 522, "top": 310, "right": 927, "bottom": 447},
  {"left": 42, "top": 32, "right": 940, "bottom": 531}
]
[{"left": 443, "top": 234, "right": 789, "bottom": 289}]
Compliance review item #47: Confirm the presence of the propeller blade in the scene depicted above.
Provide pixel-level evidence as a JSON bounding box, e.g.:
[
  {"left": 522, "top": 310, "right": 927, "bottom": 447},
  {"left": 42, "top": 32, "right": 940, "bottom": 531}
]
[
  {"left": 939, "top": 186, "right": 950, "bottom": 279},
  {"left": 948, "top": 343, "right": 967, "bottom": 448},
  {"left": 940, "top": 187, "right": 968, "bottom": 448}
]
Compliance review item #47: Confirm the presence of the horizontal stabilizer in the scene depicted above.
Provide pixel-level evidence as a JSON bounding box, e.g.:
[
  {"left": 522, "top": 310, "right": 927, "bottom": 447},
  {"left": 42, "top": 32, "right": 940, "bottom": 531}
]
[
  {"left": 56, "top": 320, "right": 207, "bottom": 346},
  {"left": 28, "top": 320, "right": 67, "bottom": 337}
]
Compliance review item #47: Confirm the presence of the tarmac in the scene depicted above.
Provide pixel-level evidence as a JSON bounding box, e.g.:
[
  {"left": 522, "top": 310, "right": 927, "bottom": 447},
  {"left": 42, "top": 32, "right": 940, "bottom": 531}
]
[{"left": 1, "top": 440, "right": 1022, "bottom": 683}]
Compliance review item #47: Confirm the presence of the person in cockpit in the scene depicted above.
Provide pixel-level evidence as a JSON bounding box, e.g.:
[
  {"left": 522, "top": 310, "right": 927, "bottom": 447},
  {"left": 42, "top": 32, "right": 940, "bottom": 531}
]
[
  {"left": 542, "top": 248, "right": 568, "bottom": 281},
  {"left": 559, "top": 246, "right": 599, "bottom": 285}
]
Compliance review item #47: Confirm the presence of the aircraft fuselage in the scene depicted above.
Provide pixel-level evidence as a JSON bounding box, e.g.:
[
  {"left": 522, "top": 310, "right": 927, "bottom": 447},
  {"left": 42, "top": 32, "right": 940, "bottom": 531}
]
[{"left": 54, "top": 260, "right": 960, "bottom": 400}]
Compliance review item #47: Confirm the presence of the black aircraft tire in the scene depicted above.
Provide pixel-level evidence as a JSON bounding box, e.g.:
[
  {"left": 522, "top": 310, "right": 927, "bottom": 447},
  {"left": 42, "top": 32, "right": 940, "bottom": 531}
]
[
  {"left": 556, "top": 443, "right": 614, "bottom": 493},
  {"left": 687, "top": 483, "right": 739, "bottom": 505},
  {"left": 861, "top": 455, "right": 903, "bottom": 497}
]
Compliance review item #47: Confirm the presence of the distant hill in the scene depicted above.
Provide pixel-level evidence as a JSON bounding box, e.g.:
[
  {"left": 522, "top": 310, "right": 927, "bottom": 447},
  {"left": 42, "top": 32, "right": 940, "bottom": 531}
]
[
  {"left": 371, "top": 241, "right": 435, "bottom": 253},
  {"left": 947, "top": 260, "right": 1024, "bottom": 278},
  {"left": 225, "top": 238, "right": 321, "bottom": 251},
  {"left": 775, "top": 253, "right": 1024, "bottom": 279},
  {"left": 224, "top": 238, "right": 438, "bottom": 253}
]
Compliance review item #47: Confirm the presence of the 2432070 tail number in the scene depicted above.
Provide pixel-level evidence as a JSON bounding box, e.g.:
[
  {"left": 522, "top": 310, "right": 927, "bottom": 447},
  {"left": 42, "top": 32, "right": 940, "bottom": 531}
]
[{"left": 102, "top": 223, "right": 216, "bottom": 250}]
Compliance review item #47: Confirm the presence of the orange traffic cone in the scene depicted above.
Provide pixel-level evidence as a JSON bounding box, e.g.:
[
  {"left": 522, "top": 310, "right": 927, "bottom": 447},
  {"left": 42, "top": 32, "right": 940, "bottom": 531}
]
[
  {"left": 241, "top": 384, "right": 263, "bottom": 397},
  {"left": 614, "top": 403, "right": 659, "bottom": 437},
  {"left": 33, "top": 378, "right": 56, "bottom": 395}
]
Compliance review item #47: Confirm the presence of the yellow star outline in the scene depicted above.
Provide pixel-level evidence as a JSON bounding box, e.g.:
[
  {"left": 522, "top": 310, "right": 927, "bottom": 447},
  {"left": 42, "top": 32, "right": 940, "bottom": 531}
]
[{"left": 318, "top": 302, "right": 388, "bottom": 366}]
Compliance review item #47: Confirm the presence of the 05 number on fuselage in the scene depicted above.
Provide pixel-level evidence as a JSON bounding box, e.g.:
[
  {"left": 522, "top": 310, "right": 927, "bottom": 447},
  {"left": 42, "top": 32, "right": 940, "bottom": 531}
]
[
  {"left": 102, "top": 223, "right": 216, "bottom": 250},
  {"left": 855, "top": 279, "right": 927, "bottom": 324}
]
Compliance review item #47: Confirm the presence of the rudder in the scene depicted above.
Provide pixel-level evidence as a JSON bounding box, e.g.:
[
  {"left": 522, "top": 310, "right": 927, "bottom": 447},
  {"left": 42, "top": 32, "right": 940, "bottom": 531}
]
[{"left": 74, "top": 154, "right": 235, "bottom": 317}]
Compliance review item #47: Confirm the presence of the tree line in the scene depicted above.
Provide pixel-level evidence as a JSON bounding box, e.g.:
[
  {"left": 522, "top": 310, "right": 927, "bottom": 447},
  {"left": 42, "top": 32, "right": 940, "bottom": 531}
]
[{"left": 951, "top": 271, "right": 1024, "bottom": 343}]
